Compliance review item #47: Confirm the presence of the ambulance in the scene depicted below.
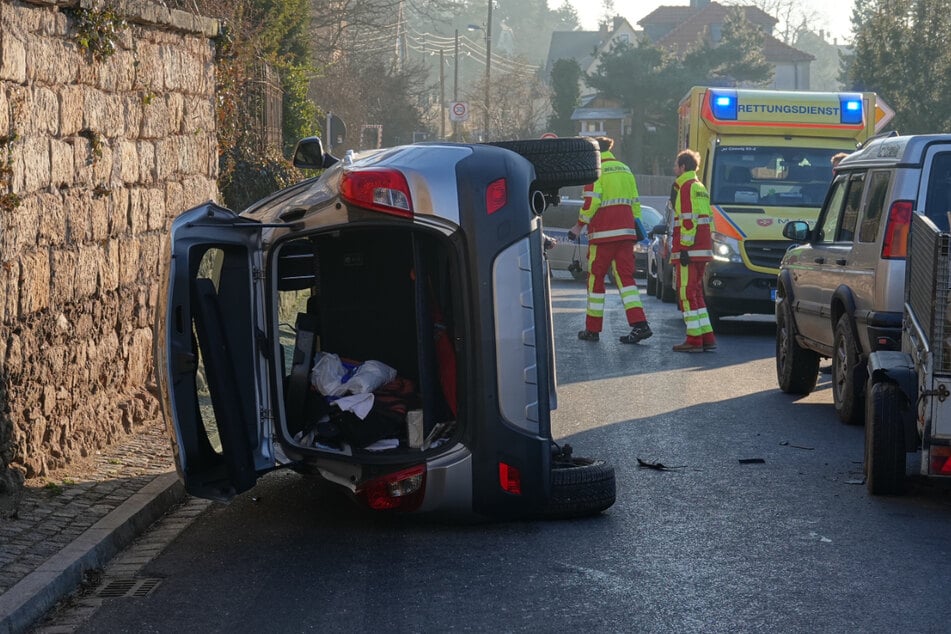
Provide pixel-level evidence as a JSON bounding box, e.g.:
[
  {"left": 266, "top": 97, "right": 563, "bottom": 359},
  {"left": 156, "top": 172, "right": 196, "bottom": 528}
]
[{"left": 677, "top": 87, "right": 893, "bottom": 325}]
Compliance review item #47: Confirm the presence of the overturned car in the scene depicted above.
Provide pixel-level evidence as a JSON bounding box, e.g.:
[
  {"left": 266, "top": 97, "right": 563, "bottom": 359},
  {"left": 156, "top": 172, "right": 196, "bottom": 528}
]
[{"left": 153, "top": 136, "right": 616, "bottom": 520}]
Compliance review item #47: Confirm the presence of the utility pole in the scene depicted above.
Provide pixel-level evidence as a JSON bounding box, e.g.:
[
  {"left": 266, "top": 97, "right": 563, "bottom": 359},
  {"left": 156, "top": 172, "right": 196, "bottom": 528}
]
[
  {"left": 439, "top": 49, "right": 445, "bottom": 139},
  {"left": 453, "top": 29, "right": 459, "bottom": 140},
  {"left": 483, "top": 1, "right": 492, "bottom": 141}
]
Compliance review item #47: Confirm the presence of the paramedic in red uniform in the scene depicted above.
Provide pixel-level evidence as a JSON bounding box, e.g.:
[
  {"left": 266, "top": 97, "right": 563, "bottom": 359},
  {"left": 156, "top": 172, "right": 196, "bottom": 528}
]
[
  {"left": 568, "top": 137, "right": 652, "bottom": 344},
  {"left": 671, "top": 149, "right": 717, "bottom": 352}
]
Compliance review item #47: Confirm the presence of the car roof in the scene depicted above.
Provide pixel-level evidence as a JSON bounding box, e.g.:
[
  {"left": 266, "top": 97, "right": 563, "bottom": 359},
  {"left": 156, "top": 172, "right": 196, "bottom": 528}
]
[{"left": 839, "top": 133, "right": 951, "bottom": 170}]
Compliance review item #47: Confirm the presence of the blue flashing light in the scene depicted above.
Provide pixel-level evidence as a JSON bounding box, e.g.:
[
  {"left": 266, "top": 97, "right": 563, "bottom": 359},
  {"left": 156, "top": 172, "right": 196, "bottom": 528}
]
[
  {"left": 710, "top": 90, "right": 738, "bottom": 121},
  {"left": 840, "top": 95, "right": 864, "bottom": 125}
]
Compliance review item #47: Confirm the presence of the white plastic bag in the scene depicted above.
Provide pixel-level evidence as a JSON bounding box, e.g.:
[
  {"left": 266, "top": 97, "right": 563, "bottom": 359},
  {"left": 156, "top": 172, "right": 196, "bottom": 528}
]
[
  {"left": 346, "top": 360, "right": 397, "bottom": 394},
  {"left": 310, "top": 352, "right": 349, "bottom": 396}
]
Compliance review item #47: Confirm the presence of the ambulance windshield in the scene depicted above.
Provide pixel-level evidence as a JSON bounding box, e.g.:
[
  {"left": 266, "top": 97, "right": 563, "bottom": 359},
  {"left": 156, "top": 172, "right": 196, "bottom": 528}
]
[{"left": 711, "top": 146, "right": 841, "bottom": 208}]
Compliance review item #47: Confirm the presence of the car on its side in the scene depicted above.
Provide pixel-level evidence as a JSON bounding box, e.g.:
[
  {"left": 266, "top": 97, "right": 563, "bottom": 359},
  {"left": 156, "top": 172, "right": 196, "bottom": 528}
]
[
  {"left": 153, "top": 136, "right": 617, "bottom": 521},
  {"left": 646, "top": 200, "right": 677, "bottom": 303},
  {"left": 776, "top": 133, "right": 951, "bottom": 425},
  {"left": 544, "top": 200, "right": 660, "bottom": 280}
]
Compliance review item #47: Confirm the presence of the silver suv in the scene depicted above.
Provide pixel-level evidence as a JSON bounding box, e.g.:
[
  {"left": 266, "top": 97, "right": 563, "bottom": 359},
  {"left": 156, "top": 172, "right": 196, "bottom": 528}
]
[{"left": 776, "top": 134, "right": 951, "bottom": 424}]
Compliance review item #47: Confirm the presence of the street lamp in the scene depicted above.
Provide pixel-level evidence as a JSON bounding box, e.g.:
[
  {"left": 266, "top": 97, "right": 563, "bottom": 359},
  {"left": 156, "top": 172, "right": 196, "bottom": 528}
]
[{"left": 467, "top": 1, "right": 492, "bottom": 141}]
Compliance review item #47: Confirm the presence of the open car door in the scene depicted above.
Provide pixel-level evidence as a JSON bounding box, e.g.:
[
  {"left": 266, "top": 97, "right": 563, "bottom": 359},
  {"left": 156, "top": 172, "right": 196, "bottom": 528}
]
[{"left": 155, "top": 202, "right": 276, "bottom": 501}]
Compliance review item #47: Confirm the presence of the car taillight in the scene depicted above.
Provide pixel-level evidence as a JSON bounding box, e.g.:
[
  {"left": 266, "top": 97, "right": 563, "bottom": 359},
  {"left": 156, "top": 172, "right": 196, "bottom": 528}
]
[
  {"left": 486, "top": 178, "right": 507, "bottom": 215},
  {"left": 881, "top": 200, "right": 912, "bottom": 259},
  {"left": 499, "top": 461, "right": 522, "bottom": 495},
  {"left": 929, "top": 446, "right": 951, "bottom": 476},
  {"left": 340, "top": 168, "right": 413, "bottom": 218},
  {"left": 357, "top": 464, "right": 426, "bottom": 511}
]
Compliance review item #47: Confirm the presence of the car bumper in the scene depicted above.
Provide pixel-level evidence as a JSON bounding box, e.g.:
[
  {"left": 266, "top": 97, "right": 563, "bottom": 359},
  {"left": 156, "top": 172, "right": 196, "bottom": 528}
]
[{"left": 703, "top": 261, "right": 777, "bottom": 317}]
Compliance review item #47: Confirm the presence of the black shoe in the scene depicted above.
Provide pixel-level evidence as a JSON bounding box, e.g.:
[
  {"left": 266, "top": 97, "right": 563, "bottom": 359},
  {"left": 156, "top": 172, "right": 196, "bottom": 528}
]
[
  {"left": 620, "top": 323, "right": 652, "bottom": 344},
  {"left": 578, "top": 329, "right": 600, "bottom": 341}
]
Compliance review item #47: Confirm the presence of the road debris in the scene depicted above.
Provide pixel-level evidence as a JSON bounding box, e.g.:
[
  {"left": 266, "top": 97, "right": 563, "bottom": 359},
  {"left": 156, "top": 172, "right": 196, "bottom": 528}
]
[
  {"left": 738, "top": 458, "right": 766, "bottom": 464},
  {"left": 780, "top": 440, "right": 815, "bottom": 450},
  {"left": 636, "top": 458, "right": 685, "bottom": 471}
]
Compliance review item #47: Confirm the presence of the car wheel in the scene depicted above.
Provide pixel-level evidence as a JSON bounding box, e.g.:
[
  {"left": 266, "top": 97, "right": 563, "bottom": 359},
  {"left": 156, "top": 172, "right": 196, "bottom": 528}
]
[
  {"left": 660, "top": 270, "right": 676, "bottom": 303},
  {"left": 775, "top": 294, "right": 819, "bottom": 394},
  {"left": 707, "top": 309, "right": 722, "bottom": 331},
  {"left": 832, "top": 316, "right": 866, "bottom": 425},
  {"left": 541, "top": 456, "right": 616, "bottom": 520},
  {"left": 646, "top": 270, "right": 657, "bottom": 296},
  {"left": 487, "top": 138, "right": 600, "bottom": 191},
  {"left": 654, "top": 264, "right": 663, "bottom": 299},
  {"left": 865, "top": 381, "right": 907, "bottom": 495}
]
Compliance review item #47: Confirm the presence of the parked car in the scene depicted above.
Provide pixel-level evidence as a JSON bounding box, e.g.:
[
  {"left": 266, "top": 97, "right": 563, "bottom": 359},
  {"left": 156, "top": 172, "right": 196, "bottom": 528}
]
[
  {"left": 646, "top": 200, "right": 677, "bottom": 303},
  {"left": 153, "top": 136, "right": 618, "bottom": 521},
  {"left": 776, "top": 133, "right": 951, "bottom": 426},
  {"left": 544, "top": 200, "right": 660, "bottom": 281}
]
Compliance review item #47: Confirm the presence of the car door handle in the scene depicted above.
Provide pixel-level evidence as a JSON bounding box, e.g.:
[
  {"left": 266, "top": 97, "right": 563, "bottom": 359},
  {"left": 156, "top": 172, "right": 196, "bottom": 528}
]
[
  {"left": 835, "top": 258, "right": 847, "bottom": 265},
  {"left": 813, "top": 257, "right": 825, "bottom": 264}
]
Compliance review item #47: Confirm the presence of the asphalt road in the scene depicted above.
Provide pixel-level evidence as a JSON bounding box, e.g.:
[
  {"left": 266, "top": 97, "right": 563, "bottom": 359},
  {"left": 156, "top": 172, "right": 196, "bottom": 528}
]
[{"left": 50, "top": 277, "right": 951, "bottom": 633}]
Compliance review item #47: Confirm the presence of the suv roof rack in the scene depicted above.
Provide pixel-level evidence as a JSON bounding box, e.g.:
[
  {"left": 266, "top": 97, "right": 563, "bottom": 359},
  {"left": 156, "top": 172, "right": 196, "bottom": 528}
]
[{"left": 856, "top": 129, "right": 900, "bottom": 150}]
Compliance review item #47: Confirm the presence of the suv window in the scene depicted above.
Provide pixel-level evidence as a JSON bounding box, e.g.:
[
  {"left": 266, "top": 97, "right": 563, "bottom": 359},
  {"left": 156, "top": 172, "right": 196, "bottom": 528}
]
[
  {"left": 838, "top": 173, "right": 865, "bottom": 242},
  {"left": 924, "top": 152, "right": 951, "bottom": 231},
  {"left": 816, "top": 176, "right": 848, "bottom": 243},
  {"left": 858, "top": 171, "right": 891, "bottom": 242}
]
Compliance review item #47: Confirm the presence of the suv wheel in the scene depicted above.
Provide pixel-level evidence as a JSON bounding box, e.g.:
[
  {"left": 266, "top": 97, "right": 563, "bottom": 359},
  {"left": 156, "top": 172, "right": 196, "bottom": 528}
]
[
  {"left": 541, "top": 456, "right": 616, "bottom": 519},
  {"left": 832, "top": 316, "right": 866, "bottom": 425},
  {"left": 487, "top": 138, "right": 600, "bottom": 191},
  {"left": 865, "top": 380, "right": 907, "bottom": 495},
  {"left": 646, "top": 268, "right": 657, "bottom": 296},
  {"left": 776, "top": 294, "right": 819, "bottom": 394}
]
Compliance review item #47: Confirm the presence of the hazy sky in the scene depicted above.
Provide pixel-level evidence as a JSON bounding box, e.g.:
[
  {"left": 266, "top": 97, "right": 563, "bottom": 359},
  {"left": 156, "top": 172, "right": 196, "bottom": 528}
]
[{"left": 549, "top": 0, "right": 855, "bottom": 44}]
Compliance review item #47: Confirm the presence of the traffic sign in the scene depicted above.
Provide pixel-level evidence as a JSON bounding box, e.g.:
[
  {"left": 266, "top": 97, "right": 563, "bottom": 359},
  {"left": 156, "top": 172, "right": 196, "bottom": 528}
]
[
  {"left": 874, "top": 98, "right": 895, "bottom": 133},
  {"left": 540, "top": 132, "right": 558, "bottom": 139},
  {"left": 450, "top": 101, "right": 469, "bottom": 122}
]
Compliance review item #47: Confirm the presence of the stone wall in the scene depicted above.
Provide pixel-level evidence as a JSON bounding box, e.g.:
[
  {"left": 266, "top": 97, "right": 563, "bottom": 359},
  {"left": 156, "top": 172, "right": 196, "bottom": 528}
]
[{"left": 0, "top": 0, "right": 219, "bottom": 490}]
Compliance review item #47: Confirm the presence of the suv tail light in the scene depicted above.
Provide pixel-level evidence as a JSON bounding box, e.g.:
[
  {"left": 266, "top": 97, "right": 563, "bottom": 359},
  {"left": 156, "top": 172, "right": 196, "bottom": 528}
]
[
  {"left": 499, "top": 461, "right": 522, "bottom": 495},
  {"left": 486, "top": 178, "right": 507, "bottom": 214},
  {"left": 881, "top": 200, "right": 912, "bottom": 259},
  {"left": 356, "top": 464, "right": 426, "bottom": 511},
  {"left": 340, "top": 168, "right": 413, "bottom": 218},
  {"left": 930, "top": 446, "right": 951, "bottom": 476}
]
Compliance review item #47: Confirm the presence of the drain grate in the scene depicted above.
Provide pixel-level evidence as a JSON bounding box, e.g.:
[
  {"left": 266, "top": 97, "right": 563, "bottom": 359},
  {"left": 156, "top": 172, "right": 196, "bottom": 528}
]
[{"left": 95, "top": 577, "right": 162, "bottom": 598}]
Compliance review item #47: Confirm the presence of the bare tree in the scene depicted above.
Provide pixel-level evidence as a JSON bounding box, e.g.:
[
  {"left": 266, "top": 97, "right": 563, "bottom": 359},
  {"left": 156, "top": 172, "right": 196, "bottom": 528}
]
[{"left": 722, "top": 0, "right": 821, "bottom": 44}]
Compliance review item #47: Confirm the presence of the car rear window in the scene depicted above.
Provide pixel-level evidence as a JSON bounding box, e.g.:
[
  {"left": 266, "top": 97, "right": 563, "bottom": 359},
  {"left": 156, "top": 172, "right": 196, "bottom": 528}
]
[{"left": 859, "top": 171, "right": 891, "bottom": 242}]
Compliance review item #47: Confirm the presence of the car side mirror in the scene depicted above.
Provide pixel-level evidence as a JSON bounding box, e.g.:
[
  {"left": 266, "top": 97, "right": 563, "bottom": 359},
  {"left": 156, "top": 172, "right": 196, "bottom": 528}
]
[
  {"left": 292, "top": 137, "right": 338, "bottom": 169},
  {"left": 783, "top": 220, "right": 811, "bottom": 242},
  {"left": 651, "top": 223, "right": 668, "bottom": 236}
]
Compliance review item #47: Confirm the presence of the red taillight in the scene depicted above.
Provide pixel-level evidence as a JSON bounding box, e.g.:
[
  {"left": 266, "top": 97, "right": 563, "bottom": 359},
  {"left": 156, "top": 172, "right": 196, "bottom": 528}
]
[
  {"left": 930, "top": 447, "right": 951, "bottom": 476},
  {"left": 486, "top": 178, "right": 507, "bottom": 215},
  {"left": 357, "top": 464, "right": 426, "bottom": 511},
  {"left": 499, "top": 461, "right": 522, "bottom": 495},
  {"left": 340, "top": 168, "right": 413, "bottom": 218},
  {"left": 881, "top": 200, "right": 912, "bottom": 259}
]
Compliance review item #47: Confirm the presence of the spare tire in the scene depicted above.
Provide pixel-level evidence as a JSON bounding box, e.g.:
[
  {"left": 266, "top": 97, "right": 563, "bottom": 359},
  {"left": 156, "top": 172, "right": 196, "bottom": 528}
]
[
  {"left": 487, "top": 137, "right": 600, "bottom": 191},
  {"left": 540, "top": 456, "right": 616, "bottom": 520}
]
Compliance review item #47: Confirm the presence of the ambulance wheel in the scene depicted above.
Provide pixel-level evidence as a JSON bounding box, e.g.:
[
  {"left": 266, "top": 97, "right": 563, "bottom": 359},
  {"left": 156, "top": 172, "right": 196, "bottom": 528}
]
[
  {"left": 832, "top": 316, "right": 866, "bottom": 425},
  {"left": 542, "top": 457, "right": 616, "bottom": 519},
  {"left": 865, "top": 381, "right": 907, "bottom": 495},
  {"left": 487, "top": 137, "right": 600, "bottom": 190},
  {"left": 775, "top": 293, "right": 819, "bottom": 394}
]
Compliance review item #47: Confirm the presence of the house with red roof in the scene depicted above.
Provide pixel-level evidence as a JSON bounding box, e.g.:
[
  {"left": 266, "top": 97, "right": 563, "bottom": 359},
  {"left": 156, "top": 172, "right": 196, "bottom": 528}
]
[{"left": 639, "top": 0, "right": 813, "bottom": 90}]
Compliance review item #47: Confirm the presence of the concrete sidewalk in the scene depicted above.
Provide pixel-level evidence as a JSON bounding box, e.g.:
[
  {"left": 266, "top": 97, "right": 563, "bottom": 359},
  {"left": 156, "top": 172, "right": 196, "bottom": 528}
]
[{"left": 0, "top": 424, "right": 185, "bottom": 634}]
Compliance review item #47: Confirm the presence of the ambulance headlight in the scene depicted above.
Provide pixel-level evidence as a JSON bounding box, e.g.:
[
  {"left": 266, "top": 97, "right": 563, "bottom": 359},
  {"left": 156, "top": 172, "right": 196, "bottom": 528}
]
[
  {"left": 840, "top": 95, "right": 864, "bottom": 125},
  {"left": 710, "top": 90, "right": 738, "bottom": 121},
  {"left": 712, "top": 233, "right": 743, "bottom": 263}
]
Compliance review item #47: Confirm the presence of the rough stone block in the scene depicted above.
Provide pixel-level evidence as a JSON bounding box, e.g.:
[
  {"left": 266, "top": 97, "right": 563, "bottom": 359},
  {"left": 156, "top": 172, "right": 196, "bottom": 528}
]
[
  {"left": 19, "top": 250, "right": 51, "bottom": 315},
  {"left": 19, "top": 135, "right": 51, "bottom": 193},
  {"left": 118, "top": 139, "right": 139, "bottom": 183},
  {"left": 145, "top": 187, "right": 165, "bottom": 231},
  {"left": 0, "top": 28, "right": 27, "bottom": 83},
  {"left": 118, "top": 237, "right": 140, "bottom": 286},
  {"left": 59, "top": 85, "right": 85, "bottom": 136},
  {"left": 99, "top": 238, "right": 120, "bottom": 293},
  {"left": 50, "top": 247, "right": 77, "bottom": 305},
  {"left": 49, "top": 137, "right": 74, "bottom": 188}
]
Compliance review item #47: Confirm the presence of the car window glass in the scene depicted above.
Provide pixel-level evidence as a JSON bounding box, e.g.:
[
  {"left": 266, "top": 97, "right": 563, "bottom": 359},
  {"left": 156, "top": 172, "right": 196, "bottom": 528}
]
[
  {"left": 859, "top": 171, "right": 890, "bottom": 242},
  {"left": 924, "top": 152, "right": 951, "bottom": 231},
  {"left": 837, "top": 172, "right": 865, "bottom": 242},
  {"left": 816, "top": 177, "right": 847, "bottom": 243}
]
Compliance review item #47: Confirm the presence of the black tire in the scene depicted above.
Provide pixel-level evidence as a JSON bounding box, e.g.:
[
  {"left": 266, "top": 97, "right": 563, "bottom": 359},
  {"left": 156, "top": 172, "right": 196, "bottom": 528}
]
[
  {"left": 865, "top": 381, "right": 907, "bottom": 495},
  {"left": 660, "top": 268, "right": 676, "bottom": 303},
  {"left": 541, "top": 457, "right": 616, "bottom": 520},
  {"left": 832, "top": 316, "right": 866, "bottom": 425},
  {"left": 646, "top": 270, "right": 657, "bottom": 296},
  {"left": 708, "top": 309, "right": 722, "bottom": 332},
  {"left": 775, "top": 294, "right": 819, "bottom": 394},
  {"left": 487, "top": 137, "right": 600, "bottom": 191}
]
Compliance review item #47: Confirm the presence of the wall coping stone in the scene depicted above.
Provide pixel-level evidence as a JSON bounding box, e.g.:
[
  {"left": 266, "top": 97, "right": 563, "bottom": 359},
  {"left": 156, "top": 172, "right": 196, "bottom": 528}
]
[{"left": 20, "top": 0, "right": 220, "bottom": 38}]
